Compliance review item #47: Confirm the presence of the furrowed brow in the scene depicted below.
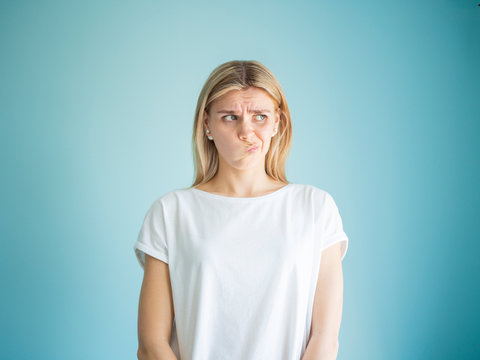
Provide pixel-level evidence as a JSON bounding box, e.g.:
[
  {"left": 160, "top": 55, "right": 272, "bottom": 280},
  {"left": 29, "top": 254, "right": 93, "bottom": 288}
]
[{"left": 216, "top": 109, "right": 271, "bottom": 114}]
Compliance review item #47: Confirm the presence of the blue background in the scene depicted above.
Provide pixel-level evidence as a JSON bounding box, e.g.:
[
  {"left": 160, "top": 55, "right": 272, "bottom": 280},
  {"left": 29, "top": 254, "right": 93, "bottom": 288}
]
[{"left": 1, "top": 1, "right": 478, "bottom": 359}]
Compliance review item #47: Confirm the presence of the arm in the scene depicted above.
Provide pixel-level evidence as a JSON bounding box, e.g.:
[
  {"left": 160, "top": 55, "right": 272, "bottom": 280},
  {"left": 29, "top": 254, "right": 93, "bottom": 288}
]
[
  {"left": 301, "top": 242, "right": 344, "bottom": 360},
  {"left": 137, "top": 254, "right": 178, "bottom": 360}
]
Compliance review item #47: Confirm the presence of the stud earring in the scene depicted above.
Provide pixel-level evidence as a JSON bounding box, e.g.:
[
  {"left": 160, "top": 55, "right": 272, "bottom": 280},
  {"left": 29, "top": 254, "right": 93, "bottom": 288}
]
[
  {"left": 205, "top": 129, "right": 213, "bottom": 140},
  {"left": 271, "top": 128, "right": 278, "bottom": 137}
]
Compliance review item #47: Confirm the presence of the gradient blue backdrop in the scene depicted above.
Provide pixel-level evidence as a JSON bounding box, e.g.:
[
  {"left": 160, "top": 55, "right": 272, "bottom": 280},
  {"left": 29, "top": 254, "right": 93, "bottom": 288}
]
[{"left": 1, "top": 1, "right": 478, "bottom": 359}]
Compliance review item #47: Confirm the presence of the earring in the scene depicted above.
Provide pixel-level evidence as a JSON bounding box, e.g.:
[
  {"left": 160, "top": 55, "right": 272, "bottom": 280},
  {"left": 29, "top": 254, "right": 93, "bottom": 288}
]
[
  {"left": 271, "top": 128, "right": 278, "bottom": 137},
  {"left": 205, "top": 129, "right": 213, "bottom": 140}
]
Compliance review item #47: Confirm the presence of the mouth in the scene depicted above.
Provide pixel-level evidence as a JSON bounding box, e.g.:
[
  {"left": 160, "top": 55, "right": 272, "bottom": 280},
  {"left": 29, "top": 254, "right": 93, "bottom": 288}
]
[{"left": 247, "top": 145, "right": 259, "bottom": 152}]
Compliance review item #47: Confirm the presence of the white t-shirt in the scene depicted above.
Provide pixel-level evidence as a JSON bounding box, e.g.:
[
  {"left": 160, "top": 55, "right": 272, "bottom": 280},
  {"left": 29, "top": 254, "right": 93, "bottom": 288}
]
[{"left": 134, "top": 183, "right": 349, "bottom": 360}]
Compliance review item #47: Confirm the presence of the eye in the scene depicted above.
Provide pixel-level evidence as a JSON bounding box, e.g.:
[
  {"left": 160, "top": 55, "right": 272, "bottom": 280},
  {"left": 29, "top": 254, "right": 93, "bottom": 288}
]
[
  {"left": 255, "top": 114, "right": 267, "bottom": 121},
  {"left": 223, "top": 115, "right": 236, "bottom": 121}
]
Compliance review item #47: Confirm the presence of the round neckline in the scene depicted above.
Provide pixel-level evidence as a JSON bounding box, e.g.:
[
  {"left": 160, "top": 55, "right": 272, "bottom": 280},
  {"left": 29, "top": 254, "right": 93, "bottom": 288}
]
[{"left": 190, "top": 183, "right": 293, "bottom": 201}]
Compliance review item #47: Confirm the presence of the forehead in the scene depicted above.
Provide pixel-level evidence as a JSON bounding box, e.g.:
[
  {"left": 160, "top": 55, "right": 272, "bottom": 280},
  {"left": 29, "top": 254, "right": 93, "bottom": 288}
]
[{"left": 211, "top": 87, "right": 276, "bottom": 110}]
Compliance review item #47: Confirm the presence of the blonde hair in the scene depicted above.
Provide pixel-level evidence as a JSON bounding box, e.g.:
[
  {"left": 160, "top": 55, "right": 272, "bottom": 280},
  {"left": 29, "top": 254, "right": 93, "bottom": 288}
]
[{"left": 190, "top": 60, "right": 293, "bottom": 188}]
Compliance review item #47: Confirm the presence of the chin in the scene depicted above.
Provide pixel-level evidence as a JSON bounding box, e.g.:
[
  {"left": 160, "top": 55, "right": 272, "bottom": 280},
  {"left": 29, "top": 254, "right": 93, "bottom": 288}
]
[{"left": 232, "top": 157, "right": 265, "bottom": 169}]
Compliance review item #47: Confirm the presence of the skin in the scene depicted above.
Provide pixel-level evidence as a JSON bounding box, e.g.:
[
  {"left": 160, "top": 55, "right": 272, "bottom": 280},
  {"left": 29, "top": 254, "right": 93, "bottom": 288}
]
[
  {"left": 137, "top": 254, "right": 177, "bottom": 360},
  {"left": 301, "top": 242, "right": 344, "bottom": 360},
  {"left": 198, "top": 86, "right": 284, "bottom": 197}
]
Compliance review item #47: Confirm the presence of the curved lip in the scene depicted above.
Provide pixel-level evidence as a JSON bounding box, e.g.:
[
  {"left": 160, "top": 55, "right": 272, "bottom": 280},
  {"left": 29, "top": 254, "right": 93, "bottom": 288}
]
[{"left": 245, "top": 140, "right": 260, "bottom": 150}]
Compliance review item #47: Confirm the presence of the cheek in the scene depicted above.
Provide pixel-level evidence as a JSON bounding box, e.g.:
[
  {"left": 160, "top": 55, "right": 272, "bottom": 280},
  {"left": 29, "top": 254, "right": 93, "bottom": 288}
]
[
  {"left": 253, "top": 129, "right": 273, "bottom": 152},
  {"left": 215, "top": 131, "right": 238, "bottom": 150}
]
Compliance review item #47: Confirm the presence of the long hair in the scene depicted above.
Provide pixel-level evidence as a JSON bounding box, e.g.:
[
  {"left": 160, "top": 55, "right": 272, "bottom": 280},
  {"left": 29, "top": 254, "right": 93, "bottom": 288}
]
[{"left": 190, "top": 60, "right": 293, "bottom": 188}]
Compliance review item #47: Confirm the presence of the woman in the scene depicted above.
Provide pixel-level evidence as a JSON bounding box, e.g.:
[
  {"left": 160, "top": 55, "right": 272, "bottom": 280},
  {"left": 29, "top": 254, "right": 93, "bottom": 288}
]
[{"left": 134, "top": 60, "right": 349, "bottom": 360}]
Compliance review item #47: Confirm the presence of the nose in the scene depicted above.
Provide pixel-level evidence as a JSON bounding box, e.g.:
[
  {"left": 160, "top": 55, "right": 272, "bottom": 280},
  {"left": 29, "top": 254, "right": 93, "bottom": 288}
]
[
  {"left": 239, "top": 127, "right": 256, "bottom": 143},
  {"left": 238, "top": 118, "right": 256, "bottom": 143}
]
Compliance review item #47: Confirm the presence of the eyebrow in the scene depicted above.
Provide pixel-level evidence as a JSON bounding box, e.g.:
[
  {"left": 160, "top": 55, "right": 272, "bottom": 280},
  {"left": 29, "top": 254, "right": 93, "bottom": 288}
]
[{"left": 216, "top": 109, "right": 272, "bottom": 114}]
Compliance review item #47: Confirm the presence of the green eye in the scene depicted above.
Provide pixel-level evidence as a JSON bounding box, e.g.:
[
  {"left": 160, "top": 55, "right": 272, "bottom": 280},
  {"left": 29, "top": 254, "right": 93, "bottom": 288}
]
[{"left": 256, "top": 114, "right": 267, "bottom": 121}]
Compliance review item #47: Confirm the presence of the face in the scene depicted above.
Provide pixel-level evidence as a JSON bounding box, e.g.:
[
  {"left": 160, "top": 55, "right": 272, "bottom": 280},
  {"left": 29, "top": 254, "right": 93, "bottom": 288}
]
[{"left": 203, "top": 87, "right": 280, "bottom": 170}]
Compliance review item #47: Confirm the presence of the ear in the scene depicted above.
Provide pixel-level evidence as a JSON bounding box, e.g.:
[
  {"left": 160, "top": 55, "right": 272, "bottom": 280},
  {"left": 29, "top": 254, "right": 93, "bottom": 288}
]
[
  {"left": 274, "top": 108, "right": 281, "bottom": 127},
  {"left": 203, "top": 109, "right": 209, "bottom": 128}
]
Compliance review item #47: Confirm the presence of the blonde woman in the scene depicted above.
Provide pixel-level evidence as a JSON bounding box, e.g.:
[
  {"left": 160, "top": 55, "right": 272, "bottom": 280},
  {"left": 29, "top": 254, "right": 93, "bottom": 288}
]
[{"left": 134, "top": 60, "right": 349, "bottom": 360}]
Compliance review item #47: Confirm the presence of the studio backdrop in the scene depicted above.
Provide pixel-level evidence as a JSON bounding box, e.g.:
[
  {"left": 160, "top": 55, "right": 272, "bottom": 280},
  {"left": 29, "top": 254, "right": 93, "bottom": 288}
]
[{"left": 1, "top": 1, "right": 478, "bottom": 359}]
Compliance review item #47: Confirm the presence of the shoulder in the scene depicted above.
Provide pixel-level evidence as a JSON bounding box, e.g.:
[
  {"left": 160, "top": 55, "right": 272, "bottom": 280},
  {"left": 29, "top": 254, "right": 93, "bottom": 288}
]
[
  {"left": 288, "top": 183, "right": 331, "bottom": 202},
  {"left": 288, "top": 184, "right": 343, "bottom": 220},
  {"left": 145, "top": 186, "right": 192, "bottom": 213}
]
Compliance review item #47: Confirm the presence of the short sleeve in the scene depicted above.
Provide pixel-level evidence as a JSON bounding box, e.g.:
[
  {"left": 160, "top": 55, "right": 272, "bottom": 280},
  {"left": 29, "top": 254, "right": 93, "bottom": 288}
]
[
  {"left": 133, "top": 199, "right": 169, "bottom": 269},
  {"left": 317, "top": 192, "right": 349, "bottom": 261}
]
